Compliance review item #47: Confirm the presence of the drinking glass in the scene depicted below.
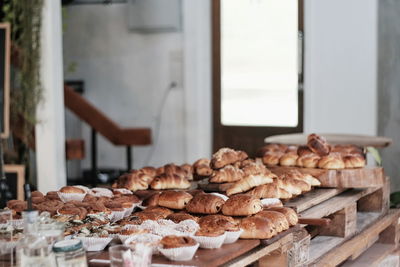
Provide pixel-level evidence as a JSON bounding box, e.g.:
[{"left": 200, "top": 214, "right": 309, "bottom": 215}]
[{"left": 109, "top": 244, "right": 151, "bottom": 267}]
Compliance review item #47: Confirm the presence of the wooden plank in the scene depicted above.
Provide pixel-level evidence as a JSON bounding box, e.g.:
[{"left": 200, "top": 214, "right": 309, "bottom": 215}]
[
  {"left": 198, "top": 181, "right": 233, "bottom": 192},
  {"left": 87, "top": 239, "right": 261, "bottom": 267},
  {"left": 358, "top": 176, "right": 390, "bottom": 213},
  {"left": 300, "top": 187, "right": 379, "bottom": 219},
  {"left": 342, "top": 243, "right": 396, "bottom": 267},
  {"left": 319, "top": 202, "right": 357, "bottom": 238},
  {"left": 261, "top": 224, "right": 301, "bottom": 245},
  {"left": 284, "top": 188, "right": 346, "bottom": 213},
  {"left": 270, "top": 166, "right": 384, "bottom": 188},
  {"left": 311, "top": 209, "right": 400, "bottom": 267}
]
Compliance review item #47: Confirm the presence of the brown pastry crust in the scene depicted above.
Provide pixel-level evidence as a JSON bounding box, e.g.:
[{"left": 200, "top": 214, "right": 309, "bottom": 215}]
[
  {"left": 307, "top": 133, "right": 331, "bottom": 156},
  {"left": 226, "top": 171, "right": 275, "bottom": 196},
  {"left": 253, "top": 211, "right": 289, "bottom": 233},
  {"left": 45, "top": 191, "right": 61, "bottom": 200},
  {"left": 58, "top": 206, "right": 88, "bottom": 220},
  {"left": 195, "top": 228, "right": 225, "bottom": 237},
  {"left": 180, "top": 164, "right": 194, "bottom": 181},
  {"left": 240, "top": 216, "right": 277, "bottom": 239},
  {"left": 317, "top": 152, "right": 345, "bottom": 169},
  {"left": 158, "top": 191, "right": 193, "bottom": 210},
  {"left": 209, "top": 165, "right": 244, "bottom": 183},
  {"left": 262, "top": 152, "right": 284, "bottom": 166},
  {"left": 150, "top": 174, "right": 191, "bottom": 190},
  {"left": 247, "top": 184, "right": 292, "bottom": 200},
  {"left": 198, "top": 215, "right": 238, "bottom": 231},
  {"left": 266, "top": 207, "right": 298, "bottom": 226},
  {"left": 7, "top": 200, "right": 27, "bottom": 212},
  {"left": 133, "top": 211, "right": 168, "bottom": 221},
  {"left": 113, "top": 172, "right": 149, "bottom": 191},
  {"left": 166, "top": 213, "right": 198, "bottom": 223},
  {"left": 279, "top": 146, "right": 299, "bottom": 167},
  {"left": 296, "top": 146, "right": 321, "bottom": 168},
  {"left": 161, "top": 235, "right": 197, "bottom": 249},
  {"left": 211, "top": 148, "right": 243, "bottom": 169},
  {"left": 143, "top": 206, "right": 174, "bottom": 217},
  {"left": 222, "top": 194, "right": 263, "bottom": 216},
  {"left": 185, "top": 193, "right": 226, "bottom": 214},
  {"left": 31, "top": 191, "right": 44, "bottom": 198},
  {"left": 59, "top": 186, "right": 85, "bottom": 194},
  {"left": 142, "top": 192, "right": 161, "bottom": 207},
  {"left": 193, "top": 158, "right": 213, "bottom": 176},
  {"left": 342, "top": 154, "right": 366, "bottom": 168}
]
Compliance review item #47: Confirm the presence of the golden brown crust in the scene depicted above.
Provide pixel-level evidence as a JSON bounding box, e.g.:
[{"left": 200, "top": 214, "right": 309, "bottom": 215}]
[
  {"left": 211, "top": 148, "right": 243, "bottom": 169},
  {"left": 307, "top": 133, "right": 331, "bottom": 156},
  {"left": 247, "top": 184, "right": 292, "bottom": 200},
  {"left": 195, "top": 228, "right": 225, "bottom": 237},
  {"left": 222, "top": 194, "right": 263, "bottom": 216},
  {"left": 226, "top": 171, "right": 275, "bottom": 196},
  {"left": 266, "top": 207, "right": 298, "bottom": 226},
  {"left": 133, "top": 211, "right": 168, "bottom": 221},
  {"left": 253, "top": 211, "right": 289, "bottom": 233},
  {"left": 342, "top": 154, "right": 366, "bottom": 168},
  {"left": 193, "top": 158, "right": 213, "bottom": 176},
  {"left": 239, "top": 216, "right": 277, "bottom": 239},
  {"left": 7, "top": 200, "right": 27, "bottom": 212},
  {"left": 158, "top": 191, "right": 193, "bottom": 210},
  {"left": 209, "top": 165, "right": 244, "bottom": 183},
  {"left": 31, "top": 191, "right": 44, "bottom": 198},
  {"left": 296, "top": 146, "right": 321, "bottom": 168},
  {"left": 317, "top": 152, "right": 345, "bottom": 169},
  {"left": 185, "top": 193, "right": 226, "bottom": 214},
  {"left": 143, "top": 206, "right": 174, "bottom": 217},
  {"left": 166, "top": 213, "right": 198, "bottom": 223},
  {"left": 59, "top": 186, "right": 85, "bottom": 194},
  {"left": 142, "top": 192, "right": 161, "bottom": 207},
  {"left": 160, "top": 235, "right": 197, "bottom": 249},
  {"left": 112, "top": 172, "right": 149, "bottom": 191},
  {"left": 198, "top": 215, "right": 238, "bottom": 232},
  {"left": 262, "top": 152, "right": 284, "bottom": 166},
  {"left": 58, "top": 206, "right": 88, "bottom": 220},
  {"left": 150, "top": 174, "right": 191, "bottom": 190},
  {"left": 279, "top": 146, "right": 299, "bottom": 166}
]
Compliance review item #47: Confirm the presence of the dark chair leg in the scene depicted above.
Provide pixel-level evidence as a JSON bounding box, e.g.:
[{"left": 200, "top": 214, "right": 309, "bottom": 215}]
[{"left": 126, "top": 146, "right": 132, "bottom": 172}]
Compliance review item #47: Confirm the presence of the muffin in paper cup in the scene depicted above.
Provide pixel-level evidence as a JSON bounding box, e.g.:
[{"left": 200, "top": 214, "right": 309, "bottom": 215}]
[
  {"left": 224, "top": 229, "right": 243, "bottom": 244},
  {"left": 111, "top": 210, "right": 126, "bottom": 223},
  {"left": 123, "top": 205, "right": 134, "bottom": 218},
  {"left": 193, "top": 232, "right": 226, "bottom": 249},
  {"left": 124, "top": 233, "right": 162, "bottom": 255},
  {"left": 159, "top": 243, "right": 199, "bottom": 261},
  {"left": 57, "top": 192, "right": 86, "bottom": 203},
  {"left": 76, "top": 236, "right": 112, "bottom": 251}
]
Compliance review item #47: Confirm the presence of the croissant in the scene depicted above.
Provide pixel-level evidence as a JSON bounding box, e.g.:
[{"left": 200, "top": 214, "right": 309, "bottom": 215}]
[
  {"left": 254, "top": 210, "right": 289, "bottom": 233},
  {"left": 180, "top": 164, "right": 194, "bottom": 180},
  {"left": 275, "top": 176, "right": 311, "bottom": 195},
  {"left": 226, "top": 172, "right": 275, "bottom": 196},
  {"left": 185, "top": 193, "right": 226, "bottom": 214},
  {"left": 247, "top": 183, "right": 293, "bottom": 200},
  {"left": 285, "top": 170, "right": 321, "bottom": 186},
  {"left": 112, "top": 173, "right": 149, "bottom": 191},
  {"left": 266, "top": 207, "right": 298, "bottom": 226},
  {"left": 222, "top": 194, "right": 263, "bottom": 216},
  {"left": 139, "top": 166, "right": 157, "bottom": 178},
  {"left": 193, "top": 158, "right": 213, "bottom": 176},
  {"left": 158, "top": 191, "right": 193, "bottom": 210},
  {"left": 150, "top": 174, "right": 191, "bottom": 190},
  {"left": 342, "top": 154, "right": 366, "bottom": 168},
  {"left": 318, "top": 152, "right": 345, "bottom": 169},
  {"left": 211, "top": 148, "right": 241, "bottom": 169},
  {"left": 307, "top": 133, "right": 331, "bottom": 156},
  {"left": 209, "top": 165, "right": 244, "bottom": 183},
  {"left": 279, "top": 146, "right": 299, "bottom": 166},
  {"left": 258, "top": 144, "right": 288, "bottom": 155},
  {"left": 240, "top": 216, "right": 277, "bottom": 239},
  {"left": 241, "top": 161, "right": 269, "bottom": 176}
]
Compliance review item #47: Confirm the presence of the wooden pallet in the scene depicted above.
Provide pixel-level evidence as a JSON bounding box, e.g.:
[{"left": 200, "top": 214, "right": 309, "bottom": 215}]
[{"left": 308, "top": 209, "right": 400, "bottom": 266}]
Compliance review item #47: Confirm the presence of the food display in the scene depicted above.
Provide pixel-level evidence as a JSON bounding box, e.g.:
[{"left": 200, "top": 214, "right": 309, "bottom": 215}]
[{"left": 259, "top": 133, "right": 366, "bottom": 170}]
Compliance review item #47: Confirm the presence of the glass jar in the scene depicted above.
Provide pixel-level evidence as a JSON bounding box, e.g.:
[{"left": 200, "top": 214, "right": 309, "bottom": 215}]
[{"left": 53, "top": 239, "right": 87, "bottom": 267}]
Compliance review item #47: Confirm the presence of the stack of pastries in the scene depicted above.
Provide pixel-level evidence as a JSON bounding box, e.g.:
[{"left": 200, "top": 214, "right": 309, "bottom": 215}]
[{"left": 260, "top": 133, "right": 366, "bottom": 170}]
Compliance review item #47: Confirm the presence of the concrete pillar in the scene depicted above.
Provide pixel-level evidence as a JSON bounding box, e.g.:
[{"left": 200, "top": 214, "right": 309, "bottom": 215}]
[{"left": 36, "top": 0, "right": 66, "bottom": 192}]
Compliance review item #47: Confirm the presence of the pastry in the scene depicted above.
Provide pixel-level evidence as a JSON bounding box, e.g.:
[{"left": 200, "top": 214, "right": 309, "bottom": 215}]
[
  {"left": 133, "top": 211, "right": 168, "bottom": 221},
  {"left": 222, "top": 194, "right": 263, "bottom": 216},
  {"left": 275, "top": 176, "right": 311, "bottom": 195},
  {"left": 158, "top": 191, "right": 193, "bottom": 210},
  {"left": 59, "top": 186, "right": 85, "bottom": 194},
  {"left": 142, "top": 192, "right": 161, "bottom": 207},
  {"left": 342, "top": 154, "right": 366, "bottom": 168},
  {"left": 112, "top": 172, "right": 149, "bottom": 191},
  {"left": 296, "top": 146, "right": 321, "bottom": 168},
  {"left": 284, "top": 170, "right": 321, "bottom": 186},
  {"left": 193, "top": 158, "right": 213, "bottom": 177},
  {"left": 318, "top": 152, "right": 345, "bottom": 169},
  {"left": 160, "top": 235, "right": 197, "bottom": 249},
  {"left": 226, "top": 172, "right": 275, "bottom": 196},
  {"left": 279, "top": 146, "right": 299, "bottom": 166},
  {"left": 209, "top": 165, "right": 244, "bottom": 183},
  {"left": 31, "top": 191, "right": 44, "bottom": 198},
  {"left": 211, "top": 148, "right": 242, "bottom": 169},
  {"left": 262, "top": 152, "right": 284, "bottom": 166},
  {"left": 260, "top": 198, "right": 283, "bottom": 209},
  {"left": 150, "top": 174, "right": 191, "bottom": 190},
  {"left": 198, "top": 215, "right": 238, "bottom": 232},
  {"left": 254, "top": 210, "right": 289, "bottom": 233},
  {"left": 143, "top": 206, "right": 174, "bottom": 217},
  {"left": 185, "top": 193, "right": 225, "bottom": 214},
  {"left": 240, "top": 216, "right": 277, "bottom": 239},
  {"left": 166, "top": 213, "right": 198, "bottom": 223},
  {"left": 266, "top": 207, "right": 298, "bottom": 226},
  {"left": 181, "top": 164, "right": 194, "bottom": 181},
  {"left": 247, "top": 184, "right": 292, "bottom": 200},
  {"left": 195, "top": 228, "right": 225, "bottom": 237},
  {"left": 307, "top": 133, "right": 331, "bottom": 156}
]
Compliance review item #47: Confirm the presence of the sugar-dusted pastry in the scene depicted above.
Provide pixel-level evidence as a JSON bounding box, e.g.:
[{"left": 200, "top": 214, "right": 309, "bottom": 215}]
[
  {"left": 222, "top": 194, "right": 263, "bottom": 216},
  {"left": 209, "top": 165, "right": 244, "bottom": 183},
  {"left": 185, "top": 193, "right": 225, "bottom": 214},
  {"left": 158, "top": 191, "right": 193, "bottom": 210}
]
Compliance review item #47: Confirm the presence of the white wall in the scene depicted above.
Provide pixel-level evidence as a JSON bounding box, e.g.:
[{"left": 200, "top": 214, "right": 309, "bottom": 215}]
[
  {"left": 304, "top": 0, "right": 378, "bottom": 135},
  {"left": 63, "top": 2, "right": 212, "bottom": 171}
]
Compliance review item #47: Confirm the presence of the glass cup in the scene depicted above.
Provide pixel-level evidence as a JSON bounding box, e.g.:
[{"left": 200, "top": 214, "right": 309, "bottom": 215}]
[
  {"left": 0, "top": 209, "right": 15, "bottom": 265},
  {"left": 109, "top": 244, "right": 151, "bottom": 267}
]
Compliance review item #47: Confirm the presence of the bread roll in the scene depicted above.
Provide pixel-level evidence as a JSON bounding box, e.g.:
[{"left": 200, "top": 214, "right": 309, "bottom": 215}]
[
  {"left": 142, "top": 192, "right": 160, "bottom": 207},
  {"left": 226, "top": 172, "right": 275, "bottom": 196},
  {"left": 198, "top": 215, "right": 239, "bottom": 231},
  {"left": 143, "top": 206, "right": 174, "bottom": 217},
  {"left": 247, "top": 184, "right": 292, "bottom": 200},
  {"left": 193, "top": 158, "right": 213, "bottom": 177},
  {"left": 262, "top": 152, "right": 284, "bottom": 166},
  {"left": 240, "top": 216, "right": 277, "bottom": 239},
  {"left": 296, "top": 146, "right": 321, "bottom": 168},
  {"left": 222, "top": 194, "right": 263, "bottom": 216},
  {"left": 342, "top": 154, "right": 366, "bottom": 168},
  {"left": 279, "top": 146, "right": 299, "bottom": 166},
  {"left": 211, "top": 148, "right": 241, "bottom": 169},
  {"left": 158, "top": 191, "right": 193, "bottom": 210},
  {"left": 150, "top": 174, "right": 191, "bottom": 190},
  {"left": 307, "top": 133, "right": 331, "bottom": 156},
  {"left": 266, "top": 207, "right": 298, "bottom": 226},
  {"left": 59, "top": 186, "right": 85, "bottom": 194},
  {"left": 318, "top": 153, "right": 345, "bottom": 169},
  {"left": 209, "top": 165, "right": 244, "bottom": 183},
  {"left": 185, "top": 193, "right": 225, "bottom": 214},
  {"left": 254, "top": 210, "right": 289, "bottom": 233},
  {"left": 160, "top": 235, "right": 197, "bottom": 249}
]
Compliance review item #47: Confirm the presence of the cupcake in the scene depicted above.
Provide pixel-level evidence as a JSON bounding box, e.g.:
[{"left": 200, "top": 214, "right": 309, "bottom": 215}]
[
  {"left": 58, "top": 186, "right": 86, "bottom": 203},
  {"left": 158, "top": 235, "right": 199, "bottom": 261},
  {"left": 193, "top": 228, "right": 226, "bottom": 249}
]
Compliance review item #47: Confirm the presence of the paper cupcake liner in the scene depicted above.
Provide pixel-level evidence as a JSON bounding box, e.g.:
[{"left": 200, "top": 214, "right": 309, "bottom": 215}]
[
  {"left": 123, "top": 205, "right": 134, "bottom": 218},
  {"left": 7, "top": 219, "right": 24, "bottom": 229},
  {"left": 159, "top": 243, "right": 199, "bottom": 261},
  {"left": 72, "top": 185, "right": 91, "bottom": 194},
  {"left": 224, "top": 229, "right": 243, "bottom": 244},
  {"left": 57, "top": 192, "right": 86, "bottom": 203},
  {"left": 76, "top": 236, "right": 112, "bottom": 252},
  {"left": 124, "top": 234, "right": 161, "bottom": 255},
  {"left": 113, "top": 188, "right": 133, "bottom": 195},
  {"left": 193, "top": 233, "right": 226, "bottom": 249},
  {"left": 111, "top": 210, "right": 126, "bottom": 223},
  {"left": 118, "top": 234, "right": 134, "bottom": 243}
]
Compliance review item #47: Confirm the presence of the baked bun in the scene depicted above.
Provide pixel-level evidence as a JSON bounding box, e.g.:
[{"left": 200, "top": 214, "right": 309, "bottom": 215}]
[
  {"left": 195, "top": 228, "right": 225, "bottom": 237},
  {"left": 296, "top": 146, "right": 321, "bottom": 168},
  {"left": 143, "top": 206, "right": 174, "bottom": 217},
  {"left": 222, "top": 194, "right": 263, "bottom": 216},
  {"left": 253, "top": 210, "right": 289, "bottom": 233},
  {"left": 158, "top": 191, "right": 193, "bottom": 210},
  {"left": 166, "top": 213, "right": 198, "bottom": 223},
  {"left": 266, "top": 207, "right": 298, "bottom": 226},
  {"left": 307, "top": 133, "right": 331, "bottom": 156},
  {"left": 31, "top": 191, "right": 44, "bottom": 198},
  {"left": 342, "top": 154, "right": 366, "bottom": 168},
  {"left": 142, "top": 192, "right": 161, "bottom": 207},
  {"left": 240, "top": 216, "right": 277, "bottom": 239},
  {"left": 317, "top": 153, "right": 345, "bottom": 169},
  {"left": 247, "top": 184, "right": 292, "bottom": 200},
  {"left": 150, "top": 174, "right": 191, "bottom": 190},
  {"left": 59, "top": 186, "right": 85, "bottom": 194},
  {"left": 226, "top": 171, "right": 275, "bottom": 196},
  {"left": 160, "top": 235, "right": 197, "bottom": 249},
  {"left": 185, "top": 193, "right": 225, "bottom": 214},
  {"left": 279, "top": 146, "right": 299, "bottom": 167},
  {"left": 198, "top": 215, "right": 238, "bottom": 232}
]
